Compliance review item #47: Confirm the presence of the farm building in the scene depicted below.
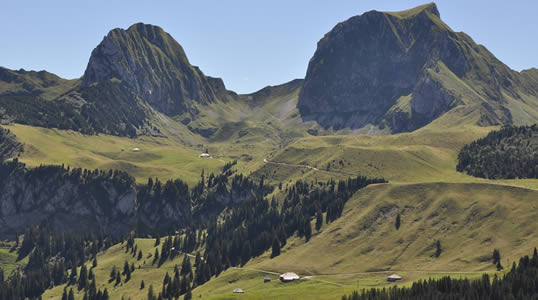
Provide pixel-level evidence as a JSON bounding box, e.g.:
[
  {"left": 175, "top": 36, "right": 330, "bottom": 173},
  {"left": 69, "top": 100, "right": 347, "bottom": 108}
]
[
  {"left": 199, "top": 153, "right": 211, "bottom": 158},
  {"left": 233, "top": 288, "right": 244, "bottom": 294},
  {"left": 387, "top": 274, "right": 403, "bottom": 282},
  {"left": 264, "top": 277, "right": 271, "bottom": 283},
  {"left": 132, "top": 147, "right": 141, "bottom": 152},
  {"left": 279, "top": 272, "right": 300, "bottom": 282}
]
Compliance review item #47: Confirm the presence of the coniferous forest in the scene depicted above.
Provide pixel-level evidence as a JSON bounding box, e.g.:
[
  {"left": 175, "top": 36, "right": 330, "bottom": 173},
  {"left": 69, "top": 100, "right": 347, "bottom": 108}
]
[{"left": 457, "top": 125, "right": 538, "bottom": 179}]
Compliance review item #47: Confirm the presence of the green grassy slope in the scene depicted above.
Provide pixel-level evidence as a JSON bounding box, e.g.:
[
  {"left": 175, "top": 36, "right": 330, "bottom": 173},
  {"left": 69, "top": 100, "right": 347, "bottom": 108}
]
[
  {"left": 3, "top": 124, "right": 226, "bottom": 186},
  {"left": 253, "top": 182, "right": 538, "bottom": 274},
  {"left": 255, "top": 124, "right": 538, "bottom": 190}
]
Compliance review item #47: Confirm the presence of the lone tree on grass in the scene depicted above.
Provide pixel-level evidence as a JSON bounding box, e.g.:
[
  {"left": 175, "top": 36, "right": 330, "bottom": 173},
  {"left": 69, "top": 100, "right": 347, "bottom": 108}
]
[
  {"left": 434, "top": 240, "right": 442, "bottom": 258},
  {"left": 395, "top": 213, "right": 401, "bottom": 230}
]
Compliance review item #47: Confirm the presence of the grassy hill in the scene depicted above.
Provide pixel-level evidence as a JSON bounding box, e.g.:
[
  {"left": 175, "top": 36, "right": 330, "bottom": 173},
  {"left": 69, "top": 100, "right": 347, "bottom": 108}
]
[{"left": 39, "top": 179, "right": 538, "bottom": 300}]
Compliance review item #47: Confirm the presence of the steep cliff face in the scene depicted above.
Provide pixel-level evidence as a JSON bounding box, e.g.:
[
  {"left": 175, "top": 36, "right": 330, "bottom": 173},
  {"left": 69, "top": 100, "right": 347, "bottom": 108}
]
[
  {"left": 0, "top": 163, "right": 138, "bottom": 239},
  {"left": 0, "top": 128, "right": 22, "bottom": 161},
  {"left": 298, "top": 3, "right": 538, "bottom": 132},
  {"left": 82, "top": 23, "right": 232, "bottom": 116},
  {"left": 0, "top": 161, "right": 261, "bottom": 239}
]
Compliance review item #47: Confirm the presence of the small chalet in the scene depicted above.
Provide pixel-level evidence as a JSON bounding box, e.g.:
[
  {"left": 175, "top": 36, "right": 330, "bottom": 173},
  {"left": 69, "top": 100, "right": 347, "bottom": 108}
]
[
  {"left": 233, "top": 288, "right": 244, "bottom": 294},
  {"left": 279, "top": 272, "right": 300, "bottom": 282},
  {"left": 387, "top": 274, "right": 403, "bottom": 282},
  {"left": 199, "top": 153, "right": 210, "bottom": 158},
  {"left": 132, "top": 147, "right": 141, "bottom": 152},
  {"left": 264, "top": 277, "right": 271, "bottom": 283}
]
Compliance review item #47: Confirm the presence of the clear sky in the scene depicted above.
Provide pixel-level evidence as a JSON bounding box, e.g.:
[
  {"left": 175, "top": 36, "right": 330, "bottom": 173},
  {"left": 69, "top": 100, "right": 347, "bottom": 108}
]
[{"left": 1, "top": 0, "right": 537, "bottom": 94}]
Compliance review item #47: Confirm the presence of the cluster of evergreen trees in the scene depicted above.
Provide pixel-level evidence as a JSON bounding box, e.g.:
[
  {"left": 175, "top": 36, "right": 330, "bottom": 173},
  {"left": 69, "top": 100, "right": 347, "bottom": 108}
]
[
  {"left": 341, "top": 248, "right": 538, "bottom": 300},
  {"left": 457, "top": 125, "right": 538, "bottom": 179},
  {"left": 191, "top": 176, "right": 386, "bottom": 286},
  {"left": 0, "top": 225, "right": 118, "bottom": 300}
]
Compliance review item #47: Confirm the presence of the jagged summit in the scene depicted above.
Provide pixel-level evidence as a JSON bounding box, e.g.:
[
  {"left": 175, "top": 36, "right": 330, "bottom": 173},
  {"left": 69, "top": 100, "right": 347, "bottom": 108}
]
[{"left": 83, "top": 23, "right": 231, "bottom": 116}]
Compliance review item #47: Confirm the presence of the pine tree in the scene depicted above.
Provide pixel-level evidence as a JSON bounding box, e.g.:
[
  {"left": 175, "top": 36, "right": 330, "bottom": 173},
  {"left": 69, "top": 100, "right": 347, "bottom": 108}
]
[
  {"left": 435, "top": 240, "right": 442, "bottom": 258},
  {"left": 304, "top": 220, "right": 312, "bottom": 242},
  {"left": 395, "top": 213, "right": 401, "bottom": 230},
  {"left": 493, "top": 249, "right": 501, "bottom": 264},
  {"left": 155, "top": 236, "right": 161, "bottom": 246},
  {"left": 138, "top": 250, "right": 143, "bottom": 260},
  {"left": 69, "top": 266, "right": 77, "bottom": 285},
  {"left": 109, "top": 265, "right": 117, "bottom": 283},
  {"left": 271, "top": 237, "right": 280, "bottom": 258},
  {"left": 140, "top": 280, "right": 145, "bottom": 289},
  {"left": 92, "top": 258, "right": 98, "bottom": 268},
  {"left": 115, "top": 272, "right": 121, "bottom": 286},
  {"left": 61, "top": 288, "right": 68, "bottom": 300},
  {"left": 78, "top": 264, "right": 88, "bottom": 290},
  {"left": 315, "top": 212, "right": 323, "bottom": 232},
  {"left": 68, "top": 288, "right": 75, "bottom": 300},
  {"left": 148, "top": 284, "right": 156, "bottom": 300}
]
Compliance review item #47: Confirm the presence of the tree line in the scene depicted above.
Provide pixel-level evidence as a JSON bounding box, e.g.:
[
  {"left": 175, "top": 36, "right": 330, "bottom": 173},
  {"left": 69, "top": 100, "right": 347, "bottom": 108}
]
[{"left": 457, "top": 124, "right": 538, "bottom": 179}]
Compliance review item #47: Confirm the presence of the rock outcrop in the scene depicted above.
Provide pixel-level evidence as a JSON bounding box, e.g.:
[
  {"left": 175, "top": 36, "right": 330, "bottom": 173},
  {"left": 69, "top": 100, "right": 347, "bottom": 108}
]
[
  {"left": 0, "top": 128, "right": 22, "bottom": 161},
  {"left": 298, "top": 3, "right": 538, "bottom": 132},
  {"left": 0, "top": 161, "right": 260, "bottom": 240},
  {"left": 83, "top": 23, "right": 233, "bottom": 116}
]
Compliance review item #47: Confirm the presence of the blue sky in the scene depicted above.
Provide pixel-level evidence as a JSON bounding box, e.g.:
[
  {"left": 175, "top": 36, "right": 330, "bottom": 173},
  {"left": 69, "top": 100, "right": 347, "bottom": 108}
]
[{"left": 1, "top": 0, "right": 537, "bottom": 94}]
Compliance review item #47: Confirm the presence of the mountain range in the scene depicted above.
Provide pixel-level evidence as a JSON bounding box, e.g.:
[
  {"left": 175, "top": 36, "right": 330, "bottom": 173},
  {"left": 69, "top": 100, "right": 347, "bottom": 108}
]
[{"left": 1, "top": 3, "right": 537, "bottom": 139}]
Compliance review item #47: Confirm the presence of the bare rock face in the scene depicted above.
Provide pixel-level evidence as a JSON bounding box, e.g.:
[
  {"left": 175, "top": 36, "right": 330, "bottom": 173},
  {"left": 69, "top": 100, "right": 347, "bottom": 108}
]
[
  {"left": 298, "top": 3, "right": 538, "bottom": 132},
  {"left": 0, "top": 162, "right": 193, "bottom": 239},
  {"left": 82, "top": 23, "right": 232, "bottom": 116}
]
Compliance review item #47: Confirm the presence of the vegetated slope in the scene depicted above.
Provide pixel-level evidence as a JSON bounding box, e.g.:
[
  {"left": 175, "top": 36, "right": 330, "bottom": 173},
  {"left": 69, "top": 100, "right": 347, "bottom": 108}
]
[
  {"left": 255, "top": 125, "right": 494, "bottom": 185},
  {"left": 457, "top": 124, "right": 538, "bottom": 179},
  {"left": 298, "top": 3, "right": 538, "bottom": 133},
  {"left": 3, "top": 124, "right": 226, "bottom": 185},
  {"left": 0, "top": 127, "right": 22, "bottom": 161},
  {"left": 253, "top": 182, "right": 538, "bottom": 274},
  {"left": 341, "top": 249, "right": 538, "bottom": 300}
]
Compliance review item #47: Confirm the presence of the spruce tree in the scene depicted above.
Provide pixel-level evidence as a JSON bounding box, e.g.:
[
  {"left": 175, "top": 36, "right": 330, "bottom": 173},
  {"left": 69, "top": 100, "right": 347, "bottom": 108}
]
[
  {"left": 140, "top": 280, "right": 145, "bottom": 289},
  {"left": 68, "top": 288, "right": 75, "bottom": 300},
  {"left": 78, "top": 264, "right": 88, "bottom": 290},
  {"left": 271, "top": 237, "right": 280, "bottom": 258},
  {"left": 304, "top": 220, "right": 312, "bottom": 242},
  {"left": 435, "top": 240, "right": 442, "bottom": 258},
  {"left": 316, "top": 212, "right": 323, "bottom": 232},
  {"left": 395, "top": 213, "right": 401, "bottom": 230},
  {"left": 493, "top": 249, "right": 501, "bottom": 264}
]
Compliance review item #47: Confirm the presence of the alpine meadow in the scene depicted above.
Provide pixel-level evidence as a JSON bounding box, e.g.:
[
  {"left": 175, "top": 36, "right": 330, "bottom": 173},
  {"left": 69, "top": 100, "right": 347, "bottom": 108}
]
[{"left": 0, "top": 2, "right": 537, "bottom": 300}]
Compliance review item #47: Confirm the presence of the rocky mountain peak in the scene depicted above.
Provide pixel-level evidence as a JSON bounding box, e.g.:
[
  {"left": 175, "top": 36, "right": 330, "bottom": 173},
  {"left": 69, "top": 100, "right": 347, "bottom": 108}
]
[
  {"left": 82, "top": 23, "right": 230, "bottom": 116},
  {"left": 297, "top": 3, "right": 537, "bottom": 133}
]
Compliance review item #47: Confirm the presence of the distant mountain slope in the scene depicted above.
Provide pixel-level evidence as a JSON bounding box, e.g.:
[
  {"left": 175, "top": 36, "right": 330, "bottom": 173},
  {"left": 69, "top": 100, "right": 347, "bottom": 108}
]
[
  {"left": 298, "top": 3, "right": 538, "bottom": 132},
  {"left": 83, "top": 23, "right": 236, "bottom": 116},
  {"left": 0, "top": 24, "right": 237, "bottom": 137}
]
